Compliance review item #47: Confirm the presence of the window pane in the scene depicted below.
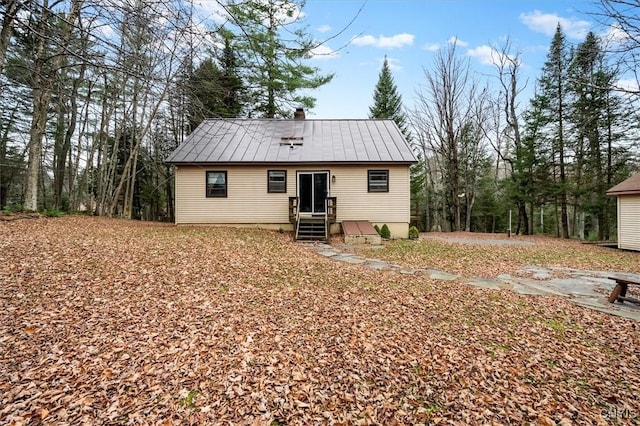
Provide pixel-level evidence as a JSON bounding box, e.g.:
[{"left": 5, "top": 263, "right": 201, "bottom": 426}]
[
  {"left": 206, "top": 171, "right": 227, "bottom": 197},
  {"left": 299, "top": 174, "right": 312, "bottom": 212},
  {"left": 208, "top": 172, "right": 225, "bottom": 185},
  {"left": 268, "top": 170, "right": 286, "bottom": 193},
  {"left": 313, "top": 173, "right": 327, "bottom": 213},
  {"left": 368, "top": 170, "right": 388, "bottom": 192}
]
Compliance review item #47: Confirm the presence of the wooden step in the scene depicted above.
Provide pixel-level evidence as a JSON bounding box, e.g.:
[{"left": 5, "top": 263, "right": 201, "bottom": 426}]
[{"left": 296, "top": 219, "right": 327, "bottom": 241}]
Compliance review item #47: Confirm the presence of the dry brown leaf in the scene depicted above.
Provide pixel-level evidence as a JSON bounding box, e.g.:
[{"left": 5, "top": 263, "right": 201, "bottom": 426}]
[{"left": 0, "top": 217, "right": 639, "bottom": 425}]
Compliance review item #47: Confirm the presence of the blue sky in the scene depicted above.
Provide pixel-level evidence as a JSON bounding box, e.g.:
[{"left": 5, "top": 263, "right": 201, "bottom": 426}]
[
  {"left": 300, "top": 0, "right": 600, "bottom": 119},
  {"left": 194, "top": 0, "right": 607, "bottom": 119}
]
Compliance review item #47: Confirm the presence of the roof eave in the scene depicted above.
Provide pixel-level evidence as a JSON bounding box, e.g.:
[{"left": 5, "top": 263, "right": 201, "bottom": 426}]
[
  {"left": 606, "top": 190, "right": 640, "bottom": 196},
  {"left": 166, "top": 160, "right": 418, "bottom": 166}
]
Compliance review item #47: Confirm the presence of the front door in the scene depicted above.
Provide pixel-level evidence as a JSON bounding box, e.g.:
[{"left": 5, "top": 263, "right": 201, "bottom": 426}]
[{"left": 298, "top": 172, "right": 329, "bottom": 214}]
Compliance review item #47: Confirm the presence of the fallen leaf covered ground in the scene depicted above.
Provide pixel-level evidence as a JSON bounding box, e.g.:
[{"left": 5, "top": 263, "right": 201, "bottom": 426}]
[
  {"left": 1, "top": 217, "right": 639, "bottom": 425},
  {"left": 353, "top": 232, "right": 640, "bottom": 278}
]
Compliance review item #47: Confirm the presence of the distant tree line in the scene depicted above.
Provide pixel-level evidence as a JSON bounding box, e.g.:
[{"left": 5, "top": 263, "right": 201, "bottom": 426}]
[
  {"left": 369, "top": 7, "right": 640, "bottom": 241},
  {"left": 0, "top": 0, "right": 332, "bottom": 219},
  {"left": 1, "top": 0, "right": 638, "bottom": 242}
]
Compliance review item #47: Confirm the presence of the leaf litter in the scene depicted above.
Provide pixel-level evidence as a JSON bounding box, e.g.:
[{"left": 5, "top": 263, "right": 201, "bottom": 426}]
[{"left": 1, "top": 217, "right": 639, "bottom": 425}]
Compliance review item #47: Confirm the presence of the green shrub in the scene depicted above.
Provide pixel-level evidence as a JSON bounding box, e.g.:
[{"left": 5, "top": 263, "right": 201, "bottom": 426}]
[
  {"left": 408, "top": 226, "right": 419, "bottom": 240},
  {"left": 374, "top": 224, "right": 381, "bottom": 235},
  {"left": 585, "top": 232, "right": 598, "bottom": 242},
  {"left": 2, "top": 204, "right": 23, "bottom": 214},
  {"left": 43, "top": 208, "right": 64, "bottom": 217},
  {"left": 380, "top": 224, "right": 391, "bottom": 239}
]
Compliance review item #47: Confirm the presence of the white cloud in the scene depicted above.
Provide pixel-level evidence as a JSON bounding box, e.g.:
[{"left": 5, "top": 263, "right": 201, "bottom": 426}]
[
  {"left": 383, "top": 56, "right": 402, "bottom": 72},
  {"left": 95, "top": 21, "right": 115, "bottom": 38},
  {"left": 310, "top": 44, "right": 339, "bottom": 60},
  {"left": 600, "top": 23, "right": 633, "bottom": 51},
  {"left": 351, "top": 33, "right": 414, "bottom": 49},
  {"left": 605, "top": 24, "right": 628, "bottom": 43},
  {"left": 467, "top": 45, "right": 498, "bottom": 65},
  {"left": 195, "top": 0, "right": 303, "bottom": 26},
  {"left": 520, "top": 10, "right": 591, "bottom": 40},
  {"left": 467, "top": 44, "right": 519, "bottom": 67},
  {"left": 423, "top": 43, "right": 440, "bottom": 52},
  {"left": 614, "top": 78, "right": 640, "bottom": 94},
  {"left": 448, "top": 36, "right": 468, "bottom": 47},
  {"left": 317, "top": 24, "right": 332, "bottom": 33},
  {"left": 194, "top": 0, "right": 228, "bottom": 24}
]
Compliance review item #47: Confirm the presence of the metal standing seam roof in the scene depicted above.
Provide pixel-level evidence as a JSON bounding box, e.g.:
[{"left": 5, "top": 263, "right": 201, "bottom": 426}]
[{"left": 165, "top": 119, "right": 417, "bottom": 165}]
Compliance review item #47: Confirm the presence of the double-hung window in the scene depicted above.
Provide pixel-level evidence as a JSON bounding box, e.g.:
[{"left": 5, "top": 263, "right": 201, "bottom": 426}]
[
  {"left": 368, "top": 170, "right": 389, "bottom": 192},
  {"left": 267, "top": 170, "right": 287, "bottom": 193},
  {"left": 206, "top": 171, "right": 227, "bottom": 197}
]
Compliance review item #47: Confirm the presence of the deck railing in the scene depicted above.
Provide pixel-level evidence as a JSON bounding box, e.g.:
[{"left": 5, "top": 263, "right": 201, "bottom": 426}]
[
  {"left": 326, "top": 197, "right": 336, "bottom": 223},
  {"left": 289, "top": 197, "right": 337, "bottom": 224},
  {"left": 289, "top": 196, "right": 337, "bottom": 241},
  {"left": 288, "top": 197, "right": 298, "bottom": 224}
]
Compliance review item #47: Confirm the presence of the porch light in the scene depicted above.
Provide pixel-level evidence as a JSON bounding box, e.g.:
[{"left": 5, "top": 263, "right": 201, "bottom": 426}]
[{"left": 332, "top": 175, "right": 336, "bottom": 183}]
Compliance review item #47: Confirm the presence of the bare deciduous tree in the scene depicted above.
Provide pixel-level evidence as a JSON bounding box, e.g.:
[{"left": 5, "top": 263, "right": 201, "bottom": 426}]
[{"left": 413, "top": 42, "right": 487, "bottom": 232}]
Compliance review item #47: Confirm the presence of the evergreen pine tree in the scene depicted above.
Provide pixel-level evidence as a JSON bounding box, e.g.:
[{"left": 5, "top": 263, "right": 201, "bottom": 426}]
[
  {"left": 568, "top": 31, "right": 633, "bottom": 240},
  {"left": 226, "top": 0, "right": 333, "bottom": 118},
  {"left": 368, "top": 56, "right": 411, "bottom": 140},
  {"left": 369, "top": 56, "right": 420, "bottom": 229},
  {"left": 218, "top": 36, "right": 244, "bottom": 118},
  {"left": 185, "top": 36, "right": 244, "bottom": 130},
  {"left": 537, "top": 24, "right": 571, "bottom": 238}
]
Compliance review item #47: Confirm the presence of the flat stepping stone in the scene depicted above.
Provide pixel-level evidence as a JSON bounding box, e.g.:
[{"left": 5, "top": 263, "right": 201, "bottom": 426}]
[
  {"left": 333, "top": 254, "right": 366, "bottom": 264},
  {"left": 510, "top": 283, "right": 550, "bottom": 296},
  {"left": 545, "top": 278, "right": 603, "bottom": 297},
  {"left": 512, "top": 278, "right": 569, "bottom": 297},
  {"left": 572, "top": 299, "right": 640, "bottom": 321},
  {"left": 365, "top": 260, "right": 388, "bottom": 270},
  {"left": 427, "top": 270, "right": 459, "bottom": 281},
  {"left": 318, "top": 250, "right": 339, "bottom": 257},
  {"left": 533, "top": 272, "right": 553, "bottom": 280},
  {"left": 467, "top": 278, "right": 501, "bottom": 290},
  {"left": 520, "top": 266, "right": 552, "bottom": 274}
]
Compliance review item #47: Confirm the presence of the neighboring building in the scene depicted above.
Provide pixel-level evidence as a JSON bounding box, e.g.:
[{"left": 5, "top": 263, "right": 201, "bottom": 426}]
[
  {"left": 607, "top": 172, "right": 640, "bottom": 251},
  {"left": 165, "top": 109, "right": 417, "bottom": 240}
]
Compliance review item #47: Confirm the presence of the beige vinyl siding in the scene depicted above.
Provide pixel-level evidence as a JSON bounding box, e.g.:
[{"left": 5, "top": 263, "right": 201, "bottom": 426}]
[
  {"left": 174, "top": 165, "right": 411, "bottom": 234},
  {"left": 176, "top": 166, "right": 291, "bottom": 224},
  {"left": 618, "top": 195, "right": 640, "bottom": 251},
  {"left": 331, "top": 165, "right": 410, "bottom": 223}
]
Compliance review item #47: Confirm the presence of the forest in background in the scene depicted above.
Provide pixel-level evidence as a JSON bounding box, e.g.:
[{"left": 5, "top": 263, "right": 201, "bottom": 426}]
[{"left": 0, "top": 0, "right": 638, "bottom": 241}]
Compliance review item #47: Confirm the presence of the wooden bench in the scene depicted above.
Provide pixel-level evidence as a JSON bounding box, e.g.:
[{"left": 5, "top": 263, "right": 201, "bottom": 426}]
[{"left": 608, "top": 277, "right": 640, "bottom": 305}]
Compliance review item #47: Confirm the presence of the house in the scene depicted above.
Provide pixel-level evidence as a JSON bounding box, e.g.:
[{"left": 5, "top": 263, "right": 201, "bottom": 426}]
[
  {"left": 165, "top": 109, "right": 417, "bottom": 240},
  {"left": 607, "top": 172, "right": 640, "bottom": 251}
]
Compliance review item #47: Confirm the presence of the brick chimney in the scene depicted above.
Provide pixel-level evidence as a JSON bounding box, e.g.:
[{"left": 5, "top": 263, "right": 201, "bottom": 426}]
[{"left": 294, "top": 107, "right": 305, "bottom": 120}]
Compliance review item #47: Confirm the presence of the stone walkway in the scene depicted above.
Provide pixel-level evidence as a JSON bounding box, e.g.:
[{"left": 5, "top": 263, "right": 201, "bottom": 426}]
[{"left": 303, "top": 242, "right": 640, "bottom": 321}]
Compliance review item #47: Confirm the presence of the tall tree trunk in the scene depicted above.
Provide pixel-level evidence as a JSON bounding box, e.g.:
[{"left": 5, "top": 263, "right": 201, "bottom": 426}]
[
  {"left": 70, "top": 80, "right": 93, "bottom": 212},
  {"left": 464, "top": 192, "right": 475, "bottom": 232},
  {"left": 25, "top": 87, "right": 50, "bottom": 211},
  {"left": 0, "top": 0, "right": 21, "bottom": 86},
  {"left": 558, "top": 89, "right": 569, "bottom": 239},
  {"left": 518, "top": 203, "right": 528, "bottom": 235},
  {"left": 53, "top": 63, "right": 85, "bottom": 209},
  {"left": 24, "top": 0, "right": 82, "bottom": 211}
]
